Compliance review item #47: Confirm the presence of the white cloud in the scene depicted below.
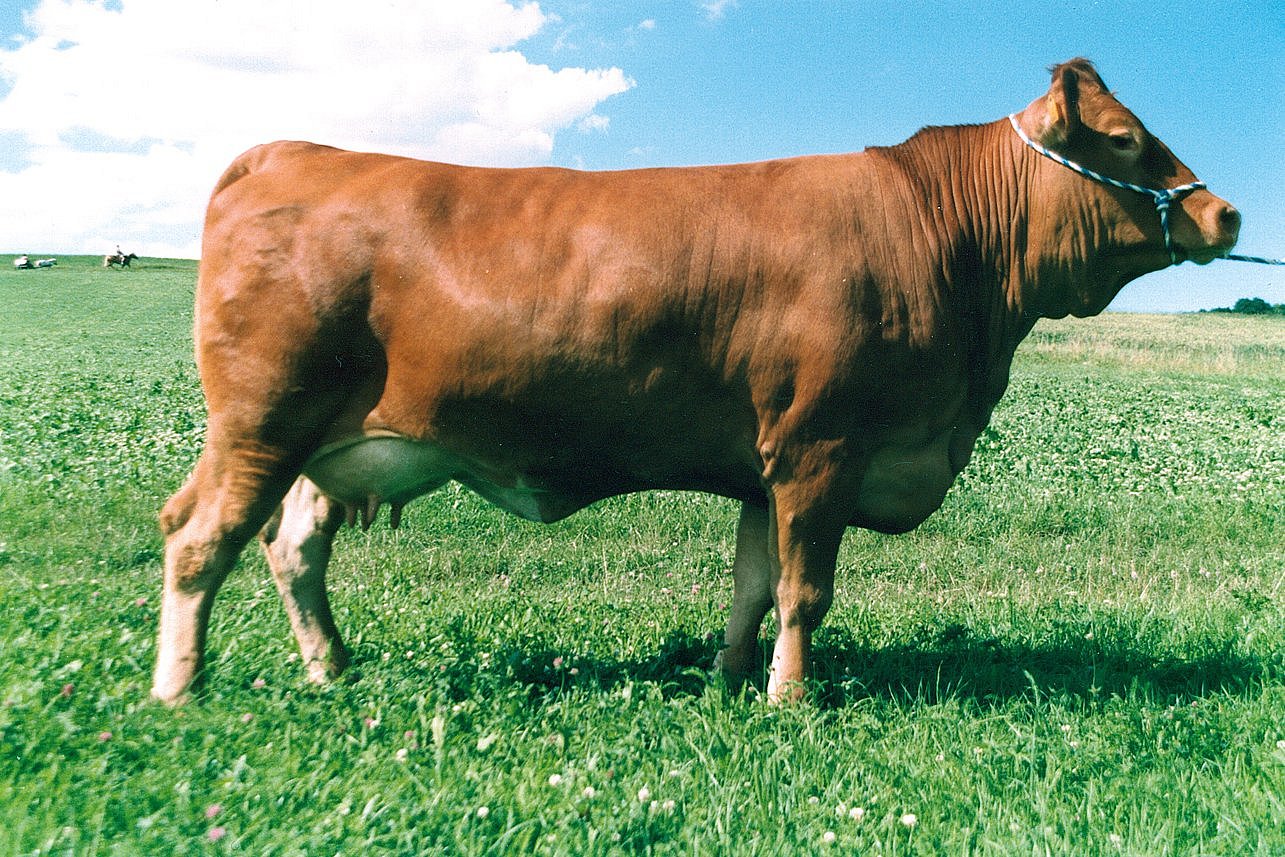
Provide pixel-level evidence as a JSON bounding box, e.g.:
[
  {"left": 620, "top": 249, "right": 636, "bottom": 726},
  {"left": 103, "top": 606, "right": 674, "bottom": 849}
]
[
  {"left": 0, "top": 0, "right": 631, "bottom": 256},
  {"left": 699, "top": 0, "right": 738, "bottom": 21}
]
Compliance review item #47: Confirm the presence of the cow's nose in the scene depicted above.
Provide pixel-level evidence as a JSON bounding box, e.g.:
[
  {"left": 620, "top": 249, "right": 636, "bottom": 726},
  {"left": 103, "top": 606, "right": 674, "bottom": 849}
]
[
  {"left": 1216, "top": 203, "right": 1241, "bottom": 239},
  {"left": 1218, "top": 204, "right": 1241, "bottom": 232}
]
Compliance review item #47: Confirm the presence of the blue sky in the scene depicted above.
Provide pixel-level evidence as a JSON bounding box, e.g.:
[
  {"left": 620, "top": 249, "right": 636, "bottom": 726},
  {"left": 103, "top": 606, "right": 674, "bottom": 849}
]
[{"left": 1, "top": 0, "right": 1281, "bottom": 311}]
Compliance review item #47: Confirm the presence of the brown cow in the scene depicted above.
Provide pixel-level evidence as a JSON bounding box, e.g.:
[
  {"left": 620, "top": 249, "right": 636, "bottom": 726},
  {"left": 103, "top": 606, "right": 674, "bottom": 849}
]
[{"left": 152, "top": 59, "right": 1240, "bottom": 704}]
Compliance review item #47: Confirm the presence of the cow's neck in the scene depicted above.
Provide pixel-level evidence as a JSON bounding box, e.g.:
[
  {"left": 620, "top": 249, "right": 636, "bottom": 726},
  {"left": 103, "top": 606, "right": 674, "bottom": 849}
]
[{"left": 870, "top": 120, "right": 1039, "bottom": 424}]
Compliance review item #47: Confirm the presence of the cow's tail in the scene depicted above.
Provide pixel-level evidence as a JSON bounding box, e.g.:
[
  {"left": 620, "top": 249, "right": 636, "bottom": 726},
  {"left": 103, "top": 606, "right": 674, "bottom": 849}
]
[
  {"left": 210, "top": 141, "right": 328, "bottom": 200},
  {"left": 159, "top": 472, "right": 199, "bottom": 536},
  {"left": 208, "top": 142, "right": 285, "bottom": 199}
]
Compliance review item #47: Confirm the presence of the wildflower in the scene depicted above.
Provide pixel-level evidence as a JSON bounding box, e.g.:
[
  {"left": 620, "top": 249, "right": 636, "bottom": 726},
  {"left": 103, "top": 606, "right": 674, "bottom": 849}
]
[
  {"left": 207, "top": 826, "right": 227, "bottom": 842},
  {"left": 364, "top": 717, "right": 380, "bottom": 729},
  {"left": 552, "top": 656, "right": 565, "bottom": 670},
  {"left": 59, "top": 683, "right": 74, "bottom": 698},
  {"left": 637, "top": 786, "right": 651, "bottom": 802},
  {"left": 134, "top": 597, "right": 147, "bottom": 607},
  {"left": 1109, "top": 833, "right": 1123, "bottom": 847},
  {"left": 476, "top": 806, "right": 490, "bottom": 819},
  {"left": 662, "top": 799, "right": 676, "bottom": 812},
  {"left": 239, "top": 712, "right": 253, "bottom": 724},
  {"left": 900, "top": 813, "right": 917, "bottom": 828},
  {"left": 548, "top": 773, "right": 563, "bottom": 787},
  {"left": 97, "top": 731, "right": 112, "bottom": 742},
  {"left": 583, "top": 786, "right": 596, "bottom": 798},
  {"left": 1276, "top": 739, "right": 1285, "bottom": 751},
  {"left": 822, "top": 830, "right": 836, "bottom": 844},
  {"left": 204, "top": 804, "right": 222, "bottom": 820},
  {"left": 251, "top": 678, "right": 266, "bottom": 689},
  {"left": 935, "top": 752, "right": 945, "bottom": 762},
  {"left": 849, "top": 807, "right": 865, "bottom": 821},
  {"left": 395, "top": 748, "right": 409, "bottom": 762},
  {"left": 808, "top": 796, "right": 820, "bottom": 805}
]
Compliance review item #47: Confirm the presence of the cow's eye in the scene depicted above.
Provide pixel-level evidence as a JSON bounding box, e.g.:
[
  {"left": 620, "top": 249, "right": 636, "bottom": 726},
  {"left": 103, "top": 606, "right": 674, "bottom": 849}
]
[{"left": 1108, "top": 132, "right": 1138, "bottom": 152}]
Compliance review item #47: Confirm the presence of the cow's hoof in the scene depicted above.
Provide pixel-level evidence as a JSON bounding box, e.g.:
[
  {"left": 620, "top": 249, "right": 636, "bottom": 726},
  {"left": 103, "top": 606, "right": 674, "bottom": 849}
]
[{"left": 150, "top": 683, "right": 194, "bottom": 707}]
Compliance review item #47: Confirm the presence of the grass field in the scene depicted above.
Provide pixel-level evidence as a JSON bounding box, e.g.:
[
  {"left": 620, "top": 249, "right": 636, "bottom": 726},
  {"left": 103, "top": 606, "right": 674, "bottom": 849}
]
[{"left": 1, "top": 256, "right": 1282, "bottom": 855}]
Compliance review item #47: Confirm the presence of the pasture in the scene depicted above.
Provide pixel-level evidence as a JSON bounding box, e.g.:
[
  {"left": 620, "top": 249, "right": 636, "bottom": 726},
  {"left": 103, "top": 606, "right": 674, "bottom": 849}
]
[{"left": 1, "top": 257, "right": 1282, "bottom": 854}]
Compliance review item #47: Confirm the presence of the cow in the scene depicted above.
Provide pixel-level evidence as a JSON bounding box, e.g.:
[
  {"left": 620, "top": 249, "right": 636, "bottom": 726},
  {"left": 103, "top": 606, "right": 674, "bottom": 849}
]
[{"left": 152, "top": 59, "right": 1240, "bottom": 705}]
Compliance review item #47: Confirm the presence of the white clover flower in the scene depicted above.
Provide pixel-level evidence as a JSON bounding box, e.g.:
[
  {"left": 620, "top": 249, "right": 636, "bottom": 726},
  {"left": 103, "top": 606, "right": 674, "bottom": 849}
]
[
  {"left": 637, "top": 786, "right": 651, "bottom": 802},
  {"left": 475, "top": 806, "right": 490, "bottom": 819},
  {"left": 822, "top": 830, "right": 836, "bottom": 844},
  {"left": 548, "top": 774, "right": 563, "bottom": 787},
  {"left": 583, "top": 786, "right": 596, "bottom": 799},
  {"left": 900, "top": 813, "right": 917, "bottom": 828},
  {"left": 849, "top": 807, "right": 865, "bottom": 821}
]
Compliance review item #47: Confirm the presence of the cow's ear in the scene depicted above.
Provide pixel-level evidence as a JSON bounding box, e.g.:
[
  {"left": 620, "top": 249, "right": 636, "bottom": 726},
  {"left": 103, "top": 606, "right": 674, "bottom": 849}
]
[{"left": 1038, "top": 65, "right": 1083, "bottom": 146}]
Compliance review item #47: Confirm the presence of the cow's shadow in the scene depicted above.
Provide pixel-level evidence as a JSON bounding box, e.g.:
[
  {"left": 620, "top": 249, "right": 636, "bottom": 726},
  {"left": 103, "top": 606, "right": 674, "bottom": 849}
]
[{"left": 385, "top": 620, "right": 1268, "bottom": 710}]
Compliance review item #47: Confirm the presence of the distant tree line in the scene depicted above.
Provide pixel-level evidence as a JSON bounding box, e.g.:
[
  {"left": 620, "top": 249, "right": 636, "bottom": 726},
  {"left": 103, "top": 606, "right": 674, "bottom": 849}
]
[{"left": 1201, "top": 297, "right": 1285, "bottom": 316}]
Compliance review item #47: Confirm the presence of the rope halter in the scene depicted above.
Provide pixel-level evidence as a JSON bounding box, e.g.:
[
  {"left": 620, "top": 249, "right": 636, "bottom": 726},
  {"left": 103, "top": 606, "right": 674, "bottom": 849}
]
[{"left": 1008, "top": 113, "right": 1206, "bottom": 266}]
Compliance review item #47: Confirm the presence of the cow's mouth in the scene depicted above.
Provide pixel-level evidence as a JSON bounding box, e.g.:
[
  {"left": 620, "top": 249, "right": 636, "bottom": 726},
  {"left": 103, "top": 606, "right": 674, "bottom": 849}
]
[{"left": 1175, "top": 244, "right": 1233, "bottom": 266}]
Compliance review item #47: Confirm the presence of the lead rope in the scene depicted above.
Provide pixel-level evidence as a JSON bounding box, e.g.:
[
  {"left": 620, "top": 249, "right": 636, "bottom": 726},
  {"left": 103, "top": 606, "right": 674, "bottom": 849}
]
[{"left": 1007, "top": 114, "right": 1285, "bottom": 267}]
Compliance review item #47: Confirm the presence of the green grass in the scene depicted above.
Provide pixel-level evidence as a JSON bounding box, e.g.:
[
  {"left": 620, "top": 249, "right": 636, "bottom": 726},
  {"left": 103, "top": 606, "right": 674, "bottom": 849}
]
[{"left": 1, "top": 256, "right": 1282, "bottom": 855}]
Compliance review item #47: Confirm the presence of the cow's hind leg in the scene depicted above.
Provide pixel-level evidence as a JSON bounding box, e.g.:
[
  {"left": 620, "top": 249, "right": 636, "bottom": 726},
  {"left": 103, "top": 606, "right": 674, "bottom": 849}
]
[
  {"left": 153, "top": 446, "right": 299, "bottom": 704},
  {"left": 260, "top": 477, "right": 348, "bottom": 684},
  {"left": 714, "top": 501, "right": 774, "bottom": 689}
]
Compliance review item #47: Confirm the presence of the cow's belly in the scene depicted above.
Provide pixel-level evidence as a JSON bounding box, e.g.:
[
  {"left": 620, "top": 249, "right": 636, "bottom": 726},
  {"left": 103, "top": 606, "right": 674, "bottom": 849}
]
[
  {"left": 853, "top": 430, "right": 962, "bottom": 534},
  {"left": 301, "top": 431, "right": 587, "bottom": 523}
]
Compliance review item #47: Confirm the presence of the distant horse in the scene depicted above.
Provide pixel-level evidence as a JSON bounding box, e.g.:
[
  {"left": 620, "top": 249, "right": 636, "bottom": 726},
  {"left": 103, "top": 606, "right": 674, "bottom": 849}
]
[{"left": 103, "top": 252, "right": 138, "bottom": 268}]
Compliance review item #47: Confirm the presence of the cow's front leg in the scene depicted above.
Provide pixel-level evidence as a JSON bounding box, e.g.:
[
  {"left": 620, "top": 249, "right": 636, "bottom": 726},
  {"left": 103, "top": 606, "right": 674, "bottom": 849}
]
[
  {"left": 765, "top": 487, "right": 846, "bottom": 703},
  {"left": 260, "top": 477, "right": 349, "bottom": 684},
  {"left": 714, "top": 500, "right": 773, "bottom": 688}
]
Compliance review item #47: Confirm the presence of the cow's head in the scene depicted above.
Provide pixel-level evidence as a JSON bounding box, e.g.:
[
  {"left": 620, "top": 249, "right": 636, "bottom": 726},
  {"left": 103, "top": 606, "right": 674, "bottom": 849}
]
[{"left": 1015, "top": 58, "right": 1240, "bottom": 317}]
